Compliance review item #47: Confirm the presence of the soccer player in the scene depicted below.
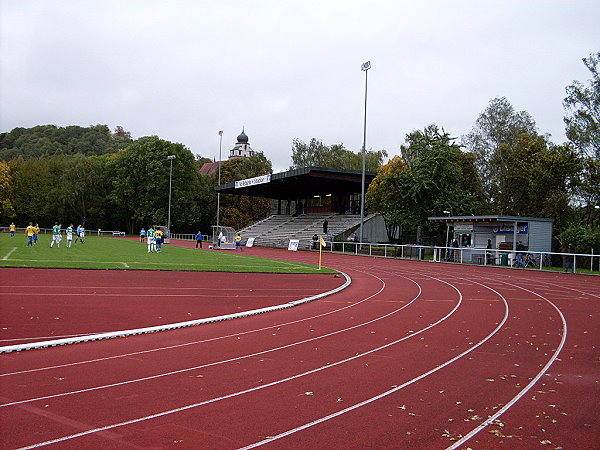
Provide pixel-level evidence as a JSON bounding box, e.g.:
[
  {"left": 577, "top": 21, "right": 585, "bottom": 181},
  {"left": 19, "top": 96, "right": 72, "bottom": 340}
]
[
  {"left": 33, "top": 223, "right": 40, "bottom": 244},
  {"left": 50, "top": 222, "right": 62, "bottom": 248},
  {"left": 147, "top": 226, "right": 155, "bottom": 253},
  {"left": 140, "top": 228, "right": 146, "bottom": 242},
  {"left": 9, "top": 222, "right": 16, "bottom": 237},
  {"left": 78, "top": 225, "right": 85, "bottom": 243},
  {"left": 235, "top": 233, "right": 243, "bottom": 251},
  {"left": 25, "top": 222, "right": 35, "bottom": 247},
  {"left": 155, "top": 228, "right": 163, "bottom": 252},
  {"left": 66, "top": 223, "right": 74, "bottom": 248}
]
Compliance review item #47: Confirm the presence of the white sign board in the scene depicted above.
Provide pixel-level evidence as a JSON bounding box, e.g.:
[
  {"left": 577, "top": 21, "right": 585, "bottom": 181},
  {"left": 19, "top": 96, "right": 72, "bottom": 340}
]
[
  {"left": 235, "top": 174, "right": 272, "bottom": 189},
  {"left": 246, "top": 237, "right": 255, "bottom": 247},
  {"left": 453, "top": 222, "right": 474, "bottom": 233},
  {"left": 288, "top": 239, "right": 299, "bottom": 251}
]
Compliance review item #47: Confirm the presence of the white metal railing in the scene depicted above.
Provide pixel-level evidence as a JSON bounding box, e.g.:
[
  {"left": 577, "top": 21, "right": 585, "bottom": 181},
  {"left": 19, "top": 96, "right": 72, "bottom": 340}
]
[
  {"left": 325, "top": 241, "right": 600, "bottom": 273},
  {"left": 0, "top": 227, "right": 124, "bottom": 236},
  {"left": 169, "top": 233, "right": 209, "bottom": 241}
]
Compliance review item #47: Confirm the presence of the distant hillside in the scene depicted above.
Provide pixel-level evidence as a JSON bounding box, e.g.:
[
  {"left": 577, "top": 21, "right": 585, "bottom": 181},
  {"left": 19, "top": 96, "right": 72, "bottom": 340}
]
[{"left": 0, "top": 124, "right": 132, "bottom": 160}]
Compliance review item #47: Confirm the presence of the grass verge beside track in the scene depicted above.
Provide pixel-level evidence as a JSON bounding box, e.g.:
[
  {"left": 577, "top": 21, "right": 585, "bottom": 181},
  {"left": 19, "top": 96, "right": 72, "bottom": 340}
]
[{"left": 0, "top": 234, "right": 336, "bottom": 274}]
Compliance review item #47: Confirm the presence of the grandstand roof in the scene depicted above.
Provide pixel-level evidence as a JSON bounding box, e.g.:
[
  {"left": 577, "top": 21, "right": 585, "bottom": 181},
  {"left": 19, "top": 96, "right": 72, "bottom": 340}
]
[{"left": 214, "top": 166, "right": 377, "bottom": 200}]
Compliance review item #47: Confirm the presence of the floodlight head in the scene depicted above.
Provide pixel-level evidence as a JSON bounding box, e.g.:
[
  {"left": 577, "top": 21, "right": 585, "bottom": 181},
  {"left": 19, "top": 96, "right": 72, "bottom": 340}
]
[
  {"left": 361, "top": 61, "right": 371, "bottom": 71},
  {"left": 167, "top": 155, "right": 176, "bottom": 160},
  {"left": 218, "top": 130, "right": 223, "bottom": 136}
]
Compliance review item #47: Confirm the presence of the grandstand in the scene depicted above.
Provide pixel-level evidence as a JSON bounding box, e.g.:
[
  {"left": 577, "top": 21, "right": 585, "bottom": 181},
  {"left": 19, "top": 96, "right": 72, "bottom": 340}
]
[{"left": 239, "top": 213, "right": 377, "bottom": 249}]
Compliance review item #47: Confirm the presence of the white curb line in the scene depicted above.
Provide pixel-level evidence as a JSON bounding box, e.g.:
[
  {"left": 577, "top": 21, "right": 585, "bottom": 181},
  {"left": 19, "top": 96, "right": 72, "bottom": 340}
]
[{"left": 1, "top": 272, "right": 351, "bottom": 353}]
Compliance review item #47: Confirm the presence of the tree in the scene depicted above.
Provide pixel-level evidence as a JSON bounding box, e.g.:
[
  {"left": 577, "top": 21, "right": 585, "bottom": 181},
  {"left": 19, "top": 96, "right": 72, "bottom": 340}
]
[
  {"left": 0, "top": 161, "right": 15, "bottom": 221},
  {"left": 367, "top": 125, "right": 482, "bottom": 242},
  {"left": 213, "top": 153, "right": 273, "bottom": 230},
  {"left": 563, "top": 51, "right": 600, "bottom": 159},
  {"left": 365, "top": 156, "right": 407, "bottom": 240},
  {"left": 490, "top": 132, "right": 582, "bottom": 239},
  {"left": 0, "top": 124, "right": 129, "bottom": 160},
  {"left": 290, "top": 138, "right": 387, "bottom": 171},
  {"left": 112, "top": 126, "right": 132, "bottom": 142},
  {"left": 55, "top": 154, "right": 108, "bottom": 228},
  {"left": 8, "top": 155, "right": 64, "bottom": 225},
  {"left": 107, "top": 136, "right": 208, "bottom": 233},
  {"left": 558, "top": 224, "right": 600, "bottom": 254},
  {"left": 462, "top": 97, "right": 537, "bottom": 204},
  {"left": 577, "top": 158, "right": 600, "bottom": 229}
]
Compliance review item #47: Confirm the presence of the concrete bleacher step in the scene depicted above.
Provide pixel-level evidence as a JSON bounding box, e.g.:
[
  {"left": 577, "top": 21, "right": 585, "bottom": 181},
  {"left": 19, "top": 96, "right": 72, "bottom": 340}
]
[{"left": 239, "top": 213, "right": 369, "bottom": 248}]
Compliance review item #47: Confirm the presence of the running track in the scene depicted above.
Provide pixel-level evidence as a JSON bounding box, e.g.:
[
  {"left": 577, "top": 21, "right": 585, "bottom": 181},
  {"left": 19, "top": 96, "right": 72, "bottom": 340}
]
[{"left": 0, "top": 242, "right": 598, "bottom": 449}]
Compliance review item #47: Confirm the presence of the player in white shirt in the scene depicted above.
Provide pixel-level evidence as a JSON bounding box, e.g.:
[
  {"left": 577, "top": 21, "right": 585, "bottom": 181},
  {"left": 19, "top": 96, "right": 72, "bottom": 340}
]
[{"left": 66, "top": 224, "right": 74, "bottom": 248}]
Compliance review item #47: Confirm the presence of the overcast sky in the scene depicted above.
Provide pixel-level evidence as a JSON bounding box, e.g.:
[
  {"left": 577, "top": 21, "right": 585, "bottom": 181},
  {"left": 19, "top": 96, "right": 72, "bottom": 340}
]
[{"left": 1, "top": 0, "right": 598, "bottom": 171}]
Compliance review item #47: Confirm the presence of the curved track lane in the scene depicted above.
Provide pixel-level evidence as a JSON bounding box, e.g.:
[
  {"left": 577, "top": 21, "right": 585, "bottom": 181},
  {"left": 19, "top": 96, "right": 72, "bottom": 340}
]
[{"left": 1, "top": 246, "right": 598, "bottom": 449}]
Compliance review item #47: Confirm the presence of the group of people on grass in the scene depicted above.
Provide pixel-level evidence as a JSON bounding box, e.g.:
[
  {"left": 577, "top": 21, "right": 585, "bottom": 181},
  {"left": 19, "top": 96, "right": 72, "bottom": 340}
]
[
  {"left": 140, "top": 228, "right": 245, "bottom": 251},
  {"left": 16, "top": 222, "right": 85, "bottom": 248},
  {"left": 139, "top": 226, "right": 164, "bottom": 253}
]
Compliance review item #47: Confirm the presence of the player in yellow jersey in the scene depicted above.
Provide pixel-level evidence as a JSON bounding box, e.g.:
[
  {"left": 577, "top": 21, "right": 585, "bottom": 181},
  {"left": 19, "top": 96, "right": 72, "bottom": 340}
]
[
  {"left": 155, "top": 228, "right": 163, "bottom": 252},
  {"left": 25, "top": 222, "right": 35, "bottom": 247},
  {"left": 235, "top": 233, "right": 244, "bottom": 251},
  {"left": 33, "top": 223, "right": 40, "bottom": 245},
  {"left": 9, "top": 222, "right": 16, "bottom": 237}
]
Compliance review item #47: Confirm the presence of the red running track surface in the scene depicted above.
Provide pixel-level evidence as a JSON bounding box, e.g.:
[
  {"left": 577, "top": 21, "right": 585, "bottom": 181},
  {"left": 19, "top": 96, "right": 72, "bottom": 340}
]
[
  {"left": 0, "top": 268, "right": 344, "bottom": 346},
  {"left": 0, "top": 243, "right": 598, "bottom": 449}
]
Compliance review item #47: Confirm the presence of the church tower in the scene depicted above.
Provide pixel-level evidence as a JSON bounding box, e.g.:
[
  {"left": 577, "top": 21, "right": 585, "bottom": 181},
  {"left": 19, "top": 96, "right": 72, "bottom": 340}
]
[{"left": 228, "top": 128, "right": 255, "bottom": 159}]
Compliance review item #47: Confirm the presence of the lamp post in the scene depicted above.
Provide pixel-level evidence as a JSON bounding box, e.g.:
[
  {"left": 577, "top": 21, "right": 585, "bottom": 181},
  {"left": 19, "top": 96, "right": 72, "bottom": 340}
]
[
  {"left": 216, "top": 131, "right": 223, "bottom": 234},
  {"left": 444, "top": 210, "right": 451, "bottom": 260},
  {"left": 167, "top": 155, "right": 176, "bottom": 238},
  {"left": 359, "top": 60, "right": 371, "bottom": 245}
]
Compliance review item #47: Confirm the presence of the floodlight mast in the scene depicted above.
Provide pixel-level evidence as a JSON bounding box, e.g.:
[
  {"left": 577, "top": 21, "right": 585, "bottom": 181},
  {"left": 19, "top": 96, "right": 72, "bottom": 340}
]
[
  {"left": 216, "top": 131, "right": 223, "bottom": 231},
  {"left": 359, "top": 60, "right": 371, "bottom": 246},
  {"left": 167, "top": 155, "right": 176, "bottom": 238}
]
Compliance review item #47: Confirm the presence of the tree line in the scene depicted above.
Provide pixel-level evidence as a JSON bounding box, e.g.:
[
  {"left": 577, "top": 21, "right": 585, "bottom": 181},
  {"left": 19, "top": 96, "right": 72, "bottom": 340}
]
[
  {"left": 1, "top": 51, "right": 597, "bottom": 251},
  {"left": 0, "top": 131, "right": 273, "bottom": 235},
  {"left": 366, "top": 51, "right": 599, "bottom": 252}
]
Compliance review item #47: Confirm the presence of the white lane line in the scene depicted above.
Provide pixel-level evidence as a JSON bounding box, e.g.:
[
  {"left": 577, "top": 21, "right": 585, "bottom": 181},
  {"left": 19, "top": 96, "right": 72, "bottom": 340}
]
[
  {"left": 0, "top": 272, "right": 351, "bottom": 353},
  {"left": 16, "top": 274, "right": 462, "bottom": 449},
  {"left": 2, "top": 248, "right": 16, "bottom": 260},
  {"left": 0, "top": 292, "right": 326, "bottom": 298},
  {"left": 446, "top": 280, "right": 568, "bottom": 449},
  {"left": 240, "top": 277, "right": 510, "bottom": 449},
  {"left": 0, "top": 258, "right": 315, "bottom": 270},
  {"left": 0, "top": 270, "right": 383, "bottom": 377},
  {"left": 0, "top": 285, "right": 329, "bottom": 291},
  {"left": 0, "top": 333, "right": 98, "bottom": 343},
  {"left": 2, "top": 272, "right": 398, "bottom": 407}
]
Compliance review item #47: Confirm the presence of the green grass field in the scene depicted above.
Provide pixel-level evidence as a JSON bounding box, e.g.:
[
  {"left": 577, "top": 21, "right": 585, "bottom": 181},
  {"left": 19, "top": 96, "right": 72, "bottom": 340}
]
[{"left": 0, "top": 234, "right": 336, "bottom": 274}]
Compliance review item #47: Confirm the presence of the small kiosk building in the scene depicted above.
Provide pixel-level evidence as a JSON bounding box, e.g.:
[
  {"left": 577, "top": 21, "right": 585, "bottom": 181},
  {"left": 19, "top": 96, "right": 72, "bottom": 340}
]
[{"left": 428, "top": 215, "right": 554, "bottom": 263}]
